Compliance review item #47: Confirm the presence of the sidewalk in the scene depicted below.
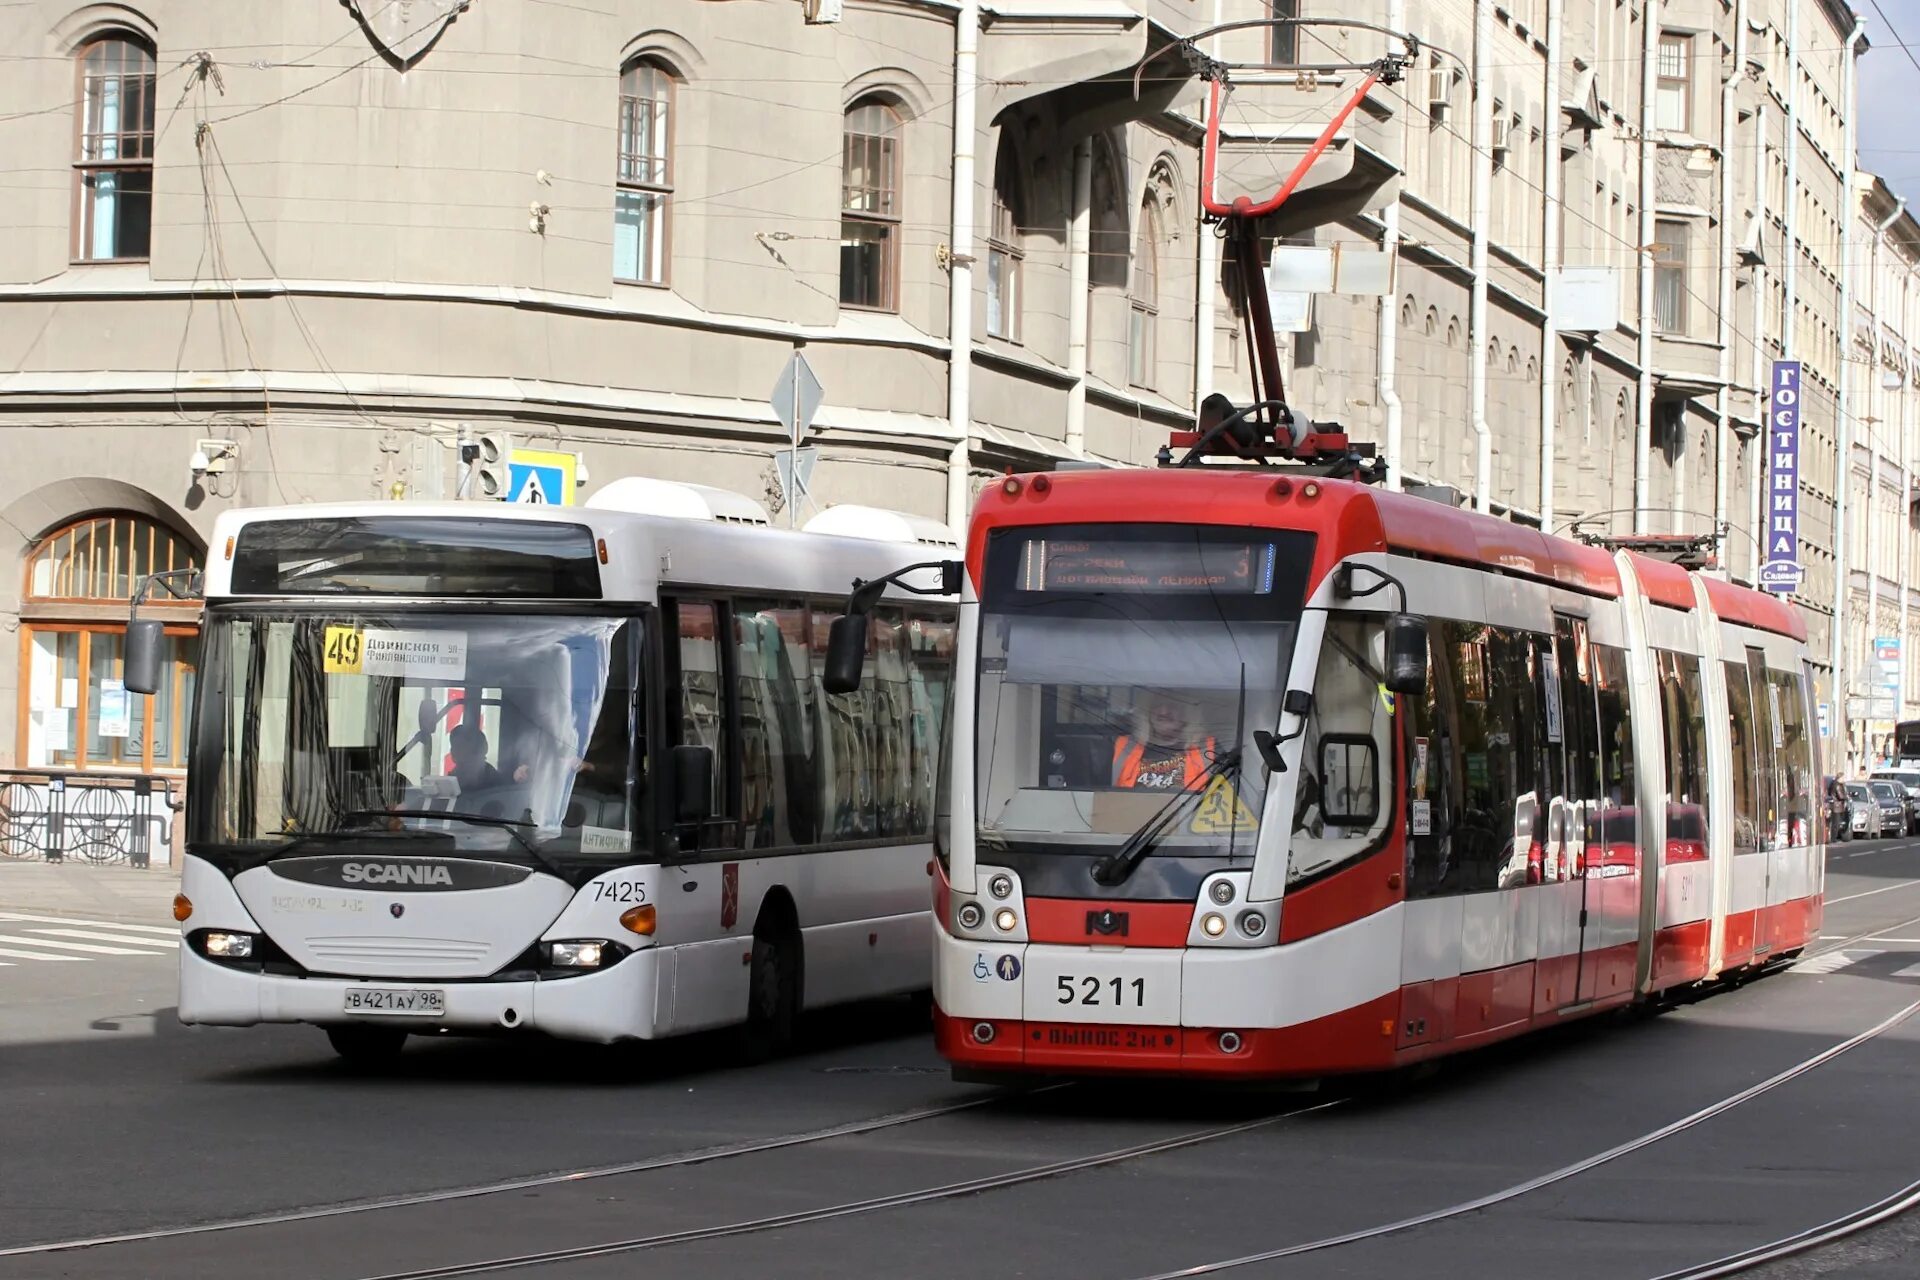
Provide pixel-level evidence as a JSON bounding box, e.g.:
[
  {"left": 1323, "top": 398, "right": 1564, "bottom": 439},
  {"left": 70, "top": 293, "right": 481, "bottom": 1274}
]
[{"left": 0, "top": 860, "right": 180, "bottom": 926}]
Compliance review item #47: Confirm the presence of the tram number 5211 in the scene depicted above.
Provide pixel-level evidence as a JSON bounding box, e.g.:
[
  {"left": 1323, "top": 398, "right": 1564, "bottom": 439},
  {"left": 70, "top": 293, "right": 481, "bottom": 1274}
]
[{"left": 1056, "top": 976, "right": 1147, "bottom": 1007}]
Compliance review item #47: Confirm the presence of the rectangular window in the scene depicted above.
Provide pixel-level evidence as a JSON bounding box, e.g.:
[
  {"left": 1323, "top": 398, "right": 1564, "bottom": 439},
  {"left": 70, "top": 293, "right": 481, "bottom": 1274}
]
[
  {"left": 734, "top": 601, "right": 815, "bottom": 848},
  {"left": 841, "top": 103, "right": 902, "bottom": 311},
  {"left": 671, "top": 600, "right": 734, "bottom": 849},
  {"left": 1654, "top": 220, "right": 1688, "bottom": 335},
  {"left": 1723, "top": 660, "right": 1759, "bottom": 853},
  {"left": 1656, "top": 650, "right": 1711, "bottom": 859},
  {"left": 615, "top": 62, "right": 673, "bottom": 285},
  {"left": 1269, "top": 0, "right": 1299, "bottom": 63},
  {"left": 1656, "top": 33, "right": 1690, "bottom": 132},
  {"left": 74, "top": 39, "right": 156, "bottom": 262}
]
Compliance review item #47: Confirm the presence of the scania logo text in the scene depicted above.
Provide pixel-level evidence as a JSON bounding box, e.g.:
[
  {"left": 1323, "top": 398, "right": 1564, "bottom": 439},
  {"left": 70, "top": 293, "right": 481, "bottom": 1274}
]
[{"left": 342, "top": 862, "right": 454, "bottom": 887}]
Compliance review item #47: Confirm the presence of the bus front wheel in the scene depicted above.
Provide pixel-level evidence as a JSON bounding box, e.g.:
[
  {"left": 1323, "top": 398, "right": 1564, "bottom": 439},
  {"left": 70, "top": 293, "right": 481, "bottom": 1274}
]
[
  {"left": 741, "top": 930, "right": 799, "bottom": 1063},
  {"left": 326, "top": 1024, "right": 408, "bottom": 1063}
]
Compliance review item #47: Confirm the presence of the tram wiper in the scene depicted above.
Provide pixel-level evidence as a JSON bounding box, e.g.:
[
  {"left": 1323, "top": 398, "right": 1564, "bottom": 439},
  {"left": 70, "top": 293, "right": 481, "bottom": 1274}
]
[
  {"left": 1090, "top": 749, "right": 1242, "bottom": 888},
  {"left": 344, "top": 809, "right": 568, "bottom": 881}
]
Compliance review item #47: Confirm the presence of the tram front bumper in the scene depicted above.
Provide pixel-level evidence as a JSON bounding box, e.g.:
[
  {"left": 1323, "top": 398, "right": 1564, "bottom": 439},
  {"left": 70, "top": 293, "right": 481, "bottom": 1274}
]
[
  {"left": 931, "top": 923, "right": 1402, "bottom": 1078},
  {"left": 178, "top": 946, "right": 664, "bottom": 1043}
]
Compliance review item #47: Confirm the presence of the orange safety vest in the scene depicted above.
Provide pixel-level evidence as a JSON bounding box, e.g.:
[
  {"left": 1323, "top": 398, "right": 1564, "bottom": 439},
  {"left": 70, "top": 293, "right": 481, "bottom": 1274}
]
[{"left": 1112, "top": 736, "right": 1216, "bottom": 789}]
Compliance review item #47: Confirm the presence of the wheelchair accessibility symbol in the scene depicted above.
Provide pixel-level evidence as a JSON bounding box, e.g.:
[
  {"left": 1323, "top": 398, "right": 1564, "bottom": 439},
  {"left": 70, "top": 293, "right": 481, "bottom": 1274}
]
[
  {"left": 972, "top": 954, "right": 992, "bottom": 981},
  {"left": 995, "top": 954, "right": 1022, "bottom": 981}
]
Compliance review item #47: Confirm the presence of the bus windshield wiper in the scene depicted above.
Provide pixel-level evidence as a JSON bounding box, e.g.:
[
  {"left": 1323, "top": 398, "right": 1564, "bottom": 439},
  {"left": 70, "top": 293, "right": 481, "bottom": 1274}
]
[
  {"left": 1090, "top": 749, "right": 1242, "bottom": 888},
  {"left": 343, "top": 809, "right": 567, "bottom": 880}
]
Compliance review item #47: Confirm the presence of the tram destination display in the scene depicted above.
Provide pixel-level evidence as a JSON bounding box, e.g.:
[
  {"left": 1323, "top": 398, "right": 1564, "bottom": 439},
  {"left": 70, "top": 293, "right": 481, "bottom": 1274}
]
[{"left": 1018, "top": 537, "right": 1278, "bottom": 594}]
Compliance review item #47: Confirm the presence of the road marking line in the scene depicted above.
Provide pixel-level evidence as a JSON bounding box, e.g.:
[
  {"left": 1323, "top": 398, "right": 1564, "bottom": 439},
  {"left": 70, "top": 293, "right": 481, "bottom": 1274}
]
[
  {"left": 1866, "top": 937, "right": 1920, "bottom": 944},
  {"left": 0, "top": 946, "right": 82, "bottom": 962},
  {"left": 1828, "top": 880, "right": 1920, "bottom": 906},
  {"left": 0, "top": 934, "right": 148, "bottom": 956},
  {"left": 27, "top": 928, "right": 177, "bottom": 949},
  {"left": 1791, "top": 949, "right": 1883, "bottom": 975},
  {"left": 1895, "top": 962, "right": 1920, "bottom": 978},
  {"left": 0, "top": 912, "right": 178, "bottom": 936}
]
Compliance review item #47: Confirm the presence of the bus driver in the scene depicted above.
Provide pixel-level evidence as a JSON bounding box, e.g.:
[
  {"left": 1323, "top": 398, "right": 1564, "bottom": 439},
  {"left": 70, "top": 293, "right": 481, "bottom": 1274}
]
[{"left": 1112, "top": 694, "right": 1217, "bottom": 791}]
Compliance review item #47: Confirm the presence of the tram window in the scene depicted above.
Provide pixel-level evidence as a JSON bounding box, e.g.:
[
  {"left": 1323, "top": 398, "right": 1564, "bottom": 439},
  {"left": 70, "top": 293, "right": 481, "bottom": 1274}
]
[
  {"left": 1402, "top": 620, "right": 1453, "bottom": 898},
  {"left": 1289, "top": 616, "right": 1392, "bottom": 886},
  {"left": 1656, "top": 650, "right": 1710, "bottom": 859},
  {"left": 1407, "top": 620, "right": 1521, "bottom": 897},
  {"left": 1555, "top": 617, "right": 1601, "bottom": 878},
  {"left": 1771, "top": 668, "right": 1813, "bottom": 845},
  {"left": 1722, "top": 661, "right": 1760, "bottom": 853},
  {"left": 1486, "top": 628, "right": 1547, "bottom": 889},
  {"left": 670, "top": 600, "right": 733, "bottom": 847},
  {"left": 734, "top": 600, "right": 815, "bottom": 848},
  {"left": 1745, "top": 651, "right": 1779, "bottom": 850},
  {"left": 1592, "top": 643, "right": 1635, "bottom": 859}
]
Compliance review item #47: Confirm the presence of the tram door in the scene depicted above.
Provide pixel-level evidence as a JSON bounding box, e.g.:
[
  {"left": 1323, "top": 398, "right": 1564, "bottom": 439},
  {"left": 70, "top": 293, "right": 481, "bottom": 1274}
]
[
  {"left": 1551, "top": 616, "right": 1606, "bottom": 1004},
  {"left": 1743, "top": 648, "right": 1779, "bottom": 958}
]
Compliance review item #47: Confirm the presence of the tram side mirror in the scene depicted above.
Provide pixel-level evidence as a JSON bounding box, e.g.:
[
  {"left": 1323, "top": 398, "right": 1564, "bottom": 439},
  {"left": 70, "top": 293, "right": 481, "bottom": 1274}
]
[
  {"left": 822, "top": 613, "right": 871, "bottom": 696},
  {"left": 1384, "top": 613, "right": 1429, "bottom": 696},
  {"left": 672, "top": 745, "right": 714, "bottom": 825},
  {"left": 125, "top": 619, "right": 165, "bottom": 696}
]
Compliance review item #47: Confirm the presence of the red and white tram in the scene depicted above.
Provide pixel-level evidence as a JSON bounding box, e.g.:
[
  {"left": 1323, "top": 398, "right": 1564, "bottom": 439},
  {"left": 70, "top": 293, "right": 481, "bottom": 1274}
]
[{"left": 889, "top": 468, "right": 1819, "bottom": 1081}]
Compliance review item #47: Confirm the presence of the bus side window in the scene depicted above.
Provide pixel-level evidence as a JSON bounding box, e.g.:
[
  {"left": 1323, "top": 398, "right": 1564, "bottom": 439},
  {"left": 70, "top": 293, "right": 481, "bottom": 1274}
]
[{"left": 669, "top": 599, "right": 733, "bottom": 850}]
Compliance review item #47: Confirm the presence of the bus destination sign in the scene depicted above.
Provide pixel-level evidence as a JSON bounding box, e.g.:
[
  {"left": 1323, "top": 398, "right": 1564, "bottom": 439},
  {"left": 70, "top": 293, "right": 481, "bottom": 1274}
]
[{"left": 1020, "top": 539, "right": 1277, "bottom": 594}]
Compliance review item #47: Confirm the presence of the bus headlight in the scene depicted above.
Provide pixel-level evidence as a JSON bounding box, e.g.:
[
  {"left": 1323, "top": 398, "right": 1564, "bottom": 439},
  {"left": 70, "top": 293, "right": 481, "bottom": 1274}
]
[
  {"left": 1237, "top": 911, "right": 1267, "bottom": 938},
  {"left": 988, "top": 875, "right": 1014, "bottom": 900},
  {"left": 957, "top": 902, "right": 985, "bottom": 930},
  {"left": 993, "top": 907, "right": 1018, "bottom": 932},
  {"left": 547, "top": 940, "right": 607, "bottom": 969},
  {"left": 201, "top": 931, "right": 254, "bottom": 959}
]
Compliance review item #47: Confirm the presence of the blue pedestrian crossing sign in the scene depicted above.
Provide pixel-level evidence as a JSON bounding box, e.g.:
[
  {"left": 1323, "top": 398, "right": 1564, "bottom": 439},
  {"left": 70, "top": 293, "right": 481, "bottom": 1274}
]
[{"left": 507, "top": 448, "right": 578, "bottom": 506}]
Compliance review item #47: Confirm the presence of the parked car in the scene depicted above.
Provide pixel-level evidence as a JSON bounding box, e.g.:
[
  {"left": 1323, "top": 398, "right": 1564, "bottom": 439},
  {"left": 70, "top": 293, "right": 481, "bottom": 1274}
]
[
  {"left": 1870, "top": 769, "right": 1920, "bottom": 834},
  {"left": 1868, "top": 780, "right": 1908, "bottom": 836},
  {"left": 1846, "top": 782, "right": 1883, "bottom": 838},
  {"left": 1825, "top": 777, "right": 1852, "bottom": 841}
]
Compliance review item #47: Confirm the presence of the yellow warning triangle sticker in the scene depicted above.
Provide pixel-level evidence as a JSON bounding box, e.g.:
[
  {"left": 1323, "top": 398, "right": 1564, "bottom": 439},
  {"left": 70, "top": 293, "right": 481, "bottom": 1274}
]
[{"left": 1189, "top": 774, "right": 1259, "bottom": 834}]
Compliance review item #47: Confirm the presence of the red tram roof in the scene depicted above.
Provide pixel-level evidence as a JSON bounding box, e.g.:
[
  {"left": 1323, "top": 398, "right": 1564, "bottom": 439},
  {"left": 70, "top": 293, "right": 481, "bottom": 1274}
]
[{"left": 970, "top": 468, "right": 1804, "bottom": 639}]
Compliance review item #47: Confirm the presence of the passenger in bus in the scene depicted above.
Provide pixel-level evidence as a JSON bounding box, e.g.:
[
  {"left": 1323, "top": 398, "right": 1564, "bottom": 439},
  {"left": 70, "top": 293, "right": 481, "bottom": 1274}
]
[
  {"left": 448, "top": 723, "right": 504, "bottom": 792},
  {"left": 1112, "top": 695, "right": 1217, "bottom": 791}
]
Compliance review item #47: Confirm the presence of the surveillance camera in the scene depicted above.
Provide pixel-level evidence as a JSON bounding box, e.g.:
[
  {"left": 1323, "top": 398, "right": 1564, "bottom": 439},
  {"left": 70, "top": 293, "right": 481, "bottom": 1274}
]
[{"left": 189, "top": 448, "right": 211, "bottom": 476}]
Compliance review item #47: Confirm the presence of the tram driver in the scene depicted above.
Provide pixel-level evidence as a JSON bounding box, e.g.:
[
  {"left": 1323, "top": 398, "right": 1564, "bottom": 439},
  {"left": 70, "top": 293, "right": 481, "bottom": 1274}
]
[{"left": 1112, "top": 693, "right": 1218, "bottom": 791}]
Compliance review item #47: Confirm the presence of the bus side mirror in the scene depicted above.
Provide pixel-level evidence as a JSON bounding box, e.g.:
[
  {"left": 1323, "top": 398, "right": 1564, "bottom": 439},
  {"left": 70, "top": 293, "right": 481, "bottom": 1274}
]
[
  {"left": 125, "top": 619, "right": 165, "bottom": 696},
  {"left": 1384, "top": 614, "right": 1428, "bottom": 696},
  {"left": 822, "top": 613, "right": 871, "bottom": 695},
  {"left": 672, "top": 745, "right": 714, "bottom": 825}
]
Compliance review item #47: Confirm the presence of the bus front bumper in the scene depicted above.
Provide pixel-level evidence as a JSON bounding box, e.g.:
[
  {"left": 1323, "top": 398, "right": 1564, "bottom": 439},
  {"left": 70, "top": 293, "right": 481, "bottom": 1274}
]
[{"left": 178, "top": 947, "right": 663, "bottom": 1044}]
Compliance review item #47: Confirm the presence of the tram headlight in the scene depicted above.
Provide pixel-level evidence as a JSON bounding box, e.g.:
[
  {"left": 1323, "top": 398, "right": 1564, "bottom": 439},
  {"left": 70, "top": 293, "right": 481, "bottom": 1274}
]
[
  {"left": 1237, "top": 911, "right": 1267, "bottom": 938},
  {"left": 201, "top": 931, "right": 253, "bottom": 959},
  {"left": 993, "top": 907, "right": 1018, "bottom": 933},
  {"left": 957, "top": 901, "right": 985, "bottom": 930},
  {"left": 1208, "top": 880, "right": 1235, "bottom": 905},
  {"left": 1201, "top": 913, "right": 1227, "bottom": 938},
  {"left": 547, "top": 940, "right": 608, "bottom": 969},
  {"left": 988, "top": 874, "right": 1014, "bottom": 900}
]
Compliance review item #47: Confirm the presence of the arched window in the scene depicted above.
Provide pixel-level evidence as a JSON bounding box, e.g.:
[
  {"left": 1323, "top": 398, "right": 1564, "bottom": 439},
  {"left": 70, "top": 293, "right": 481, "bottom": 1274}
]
[
  {"left": 1129, "top": 196, "right": 1161, "bottom": 388},
  {"left": 615, "top": 58, "right": 674, "bottom": 285},
  {"left": 841, "top": 99, "right": 902, "bottom": 310},
  {"left": 23, "top": 515, "right": 202, "bottom": 771},
  {"left": 987, "top": 136, "right": 1024, "bottom": 342},
  {"left": 73, "top": 34, "right": 156, "bottom": 263}
]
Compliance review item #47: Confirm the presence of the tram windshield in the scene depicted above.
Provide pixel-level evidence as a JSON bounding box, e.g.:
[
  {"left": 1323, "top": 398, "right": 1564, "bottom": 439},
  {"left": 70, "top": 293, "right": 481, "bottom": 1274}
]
[
  {"left": 973, "top": 525, "right": 1313, "bottom": 861},
  {"left": 191, "top": 610, "right": 639, "bottom": 869}
]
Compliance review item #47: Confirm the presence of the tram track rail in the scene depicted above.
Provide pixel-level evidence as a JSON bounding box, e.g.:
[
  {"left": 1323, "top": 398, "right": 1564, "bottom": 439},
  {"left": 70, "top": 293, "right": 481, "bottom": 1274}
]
[{"left": 1644, "top": 1175, "right": 1920, "bottom": 1279}]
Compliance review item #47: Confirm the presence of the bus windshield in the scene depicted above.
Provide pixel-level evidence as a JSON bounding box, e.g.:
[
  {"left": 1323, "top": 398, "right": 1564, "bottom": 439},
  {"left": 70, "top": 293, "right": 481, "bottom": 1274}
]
[
  {"left": 973, "top": 524, "right": 1313, "bottom": 861},
  {"left": 192, "top": 610, "right": 639, "bottom": 867}
]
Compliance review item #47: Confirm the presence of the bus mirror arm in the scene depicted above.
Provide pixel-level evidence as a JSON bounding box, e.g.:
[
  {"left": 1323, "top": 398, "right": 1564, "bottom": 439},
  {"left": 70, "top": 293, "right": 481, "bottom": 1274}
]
[
  {"left": 1253, "top": 689, "right": 1314, "bottom": 772},
  {"left": 823, "top": 559, "right": 963, "bottom": 695}
]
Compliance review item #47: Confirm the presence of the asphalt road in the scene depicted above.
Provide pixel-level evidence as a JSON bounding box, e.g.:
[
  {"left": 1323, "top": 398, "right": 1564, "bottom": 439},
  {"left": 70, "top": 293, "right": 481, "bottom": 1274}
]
[{"left": 3, "top": 841, "right": 1919, "bottom": 1280}]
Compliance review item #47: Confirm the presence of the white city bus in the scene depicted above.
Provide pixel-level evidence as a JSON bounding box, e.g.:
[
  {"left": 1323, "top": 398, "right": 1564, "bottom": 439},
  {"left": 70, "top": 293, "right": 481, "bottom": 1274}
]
[{"left": 133, "top": 488, "right": 956, "bottom": 1060}]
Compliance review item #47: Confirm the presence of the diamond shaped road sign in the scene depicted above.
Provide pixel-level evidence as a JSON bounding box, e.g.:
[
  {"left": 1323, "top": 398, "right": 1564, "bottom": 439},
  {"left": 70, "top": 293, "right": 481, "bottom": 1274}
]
[
  {"left": 775, "top": 446, "right": 819, "bottom": 520},
  {"left": 771, "top": 351, "right": 824, "bottom": 448}
]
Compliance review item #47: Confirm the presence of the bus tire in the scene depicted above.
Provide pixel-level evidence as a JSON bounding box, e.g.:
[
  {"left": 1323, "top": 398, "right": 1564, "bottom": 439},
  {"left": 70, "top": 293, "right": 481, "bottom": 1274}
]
[
  {"left": 326, "top": 1024, "right": 408, "bottom": 1062},
  {"left": 741, "top": 929, "right": 799, "bottom": 1063}
]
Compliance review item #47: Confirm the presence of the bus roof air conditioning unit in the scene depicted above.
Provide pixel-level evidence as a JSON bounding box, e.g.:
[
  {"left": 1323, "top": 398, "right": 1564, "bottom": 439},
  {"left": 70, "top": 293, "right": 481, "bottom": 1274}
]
[
  {"left": 586, "top": 477, "right": 772, "bottom": 525},
  {"left": 802, "top": 505, "right": 960, "bottom": 548}
]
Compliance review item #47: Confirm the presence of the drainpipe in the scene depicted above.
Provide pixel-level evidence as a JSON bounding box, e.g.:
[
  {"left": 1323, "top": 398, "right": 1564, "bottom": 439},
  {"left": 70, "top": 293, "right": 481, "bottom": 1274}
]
[
  {"left": 1714, "top": 0, "right": 1747, "bottom": 566},
  {"left": 1538, "top": 0, "right": 1563, "bottom": 525},
  {"left": 1833, "top": 18, "right": 1864, "bottom": 768},
  {"left": 1381, "top": 0, "right": 1407, "bottom": 491},
  {"left": 1065, "top": 139, "right": 1093, "bottom": 456},
  {"left": 945, "top": 0, "right": 981, "bottom": 531},
  {"left": 1868, "top": 198, "right": 1905, "bottom": 710},
  {"left": 1633, "top": 0, "right": 1659, "bottom": 534},
  {"left": 1905, "top": 265, "right": 1917, "bottom": 723},
  {"left": 1192, "top": 0, "right": 1225, "bottom": 425},
  {"left": 1470, "top": 0, "right": 1493, "bottom": 511},
  {"left": 1749, "top": 99, "right": 1767, "bottom": 585}
]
